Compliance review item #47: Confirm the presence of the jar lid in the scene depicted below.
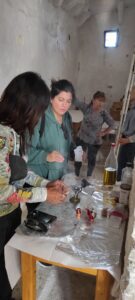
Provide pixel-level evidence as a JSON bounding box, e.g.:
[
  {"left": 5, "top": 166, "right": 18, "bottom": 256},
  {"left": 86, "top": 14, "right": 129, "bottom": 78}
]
[
  {"left": 120, "top": 183, "right": 131, "bottom": 190},
  {"left": 126, "top": 162, "right": 133, "bottom": 168}
]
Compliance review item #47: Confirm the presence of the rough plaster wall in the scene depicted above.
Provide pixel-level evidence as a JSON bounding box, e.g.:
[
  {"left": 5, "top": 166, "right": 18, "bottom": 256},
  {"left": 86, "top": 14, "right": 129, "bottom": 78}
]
[
  {"left": 0, "top": 0, "right": 78, "bottom": 94},
  {"left": 76, "top": 7, "right": 135, "bottom": 108}
]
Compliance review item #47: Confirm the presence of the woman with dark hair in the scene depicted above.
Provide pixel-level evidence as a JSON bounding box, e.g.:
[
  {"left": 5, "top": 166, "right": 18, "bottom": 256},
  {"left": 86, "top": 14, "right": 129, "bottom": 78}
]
[
  {"left": 74, "top": 91, "right": 114, "bottom": 178},
  {"left": 27, "top": 79, "right": 75, "bottom": 180},
  {"left": 0, "top": 72, "right": 67, "bottom": 300}
]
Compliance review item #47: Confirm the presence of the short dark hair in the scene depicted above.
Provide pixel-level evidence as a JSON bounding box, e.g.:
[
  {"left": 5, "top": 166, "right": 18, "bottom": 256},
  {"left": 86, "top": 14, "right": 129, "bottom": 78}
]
[
  {"left": 50, "top": 79, "right": 75, "bottom": 100},
  {"left": 93, "top": 91, "right": 106, "bottom": 101},
  {"left": 0, "top": 71, "right": 50, "bottom": 154}
]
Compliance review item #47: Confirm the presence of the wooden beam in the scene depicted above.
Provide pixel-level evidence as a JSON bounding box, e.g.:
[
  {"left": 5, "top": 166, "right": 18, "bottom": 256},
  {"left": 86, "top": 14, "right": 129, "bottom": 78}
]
[
  {"left": 95, "top": 269, "right": 114, "bottom": 300},
  {"left": 21, "top": 252, "right": 36, "bottom": 300}
]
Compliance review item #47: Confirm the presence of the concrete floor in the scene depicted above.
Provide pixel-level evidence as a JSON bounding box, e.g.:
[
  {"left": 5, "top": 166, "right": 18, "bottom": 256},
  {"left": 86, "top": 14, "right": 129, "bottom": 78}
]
[
  {"left": 12, "top": 141, "right": 113, "bottom": 300},
  {"left": 12, "top": 266, "right": 96, "bottom": 300}
]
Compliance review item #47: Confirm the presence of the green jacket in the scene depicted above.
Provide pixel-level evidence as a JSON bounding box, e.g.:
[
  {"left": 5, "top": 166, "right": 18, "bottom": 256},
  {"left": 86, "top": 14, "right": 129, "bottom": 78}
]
[{"left": 27, "top": 105, "right": 72, "bottom": 180}]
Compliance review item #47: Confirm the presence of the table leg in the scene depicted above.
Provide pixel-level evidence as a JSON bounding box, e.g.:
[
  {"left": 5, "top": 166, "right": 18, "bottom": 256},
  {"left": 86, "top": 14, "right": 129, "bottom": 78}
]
[
  {"left": 21, "top": 252, "right": 36, "bottom": 300},
  {"left": 95, "top": 269, "right": 114, "bottom": 300}
]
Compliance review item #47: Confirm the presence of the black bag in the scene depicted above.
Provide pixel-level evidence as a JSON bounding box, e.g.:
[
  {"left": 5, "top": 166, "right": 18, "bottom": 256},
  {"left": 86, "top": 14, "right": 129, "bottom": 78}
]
[
  {"left": 9, "top": 154, "right": 27, "bottom": 183},
  {"left": 24, "top": 209, "right": 57, "bottom": 232}
]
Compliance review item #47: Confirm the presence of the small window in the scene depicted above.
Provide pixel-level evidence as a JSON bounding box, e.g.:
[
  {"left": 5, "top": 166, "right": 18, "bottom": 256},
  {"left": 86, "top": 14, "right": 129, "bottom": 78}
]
[{"left": 104, "top": 30, "right": 119, "bottom": 48}]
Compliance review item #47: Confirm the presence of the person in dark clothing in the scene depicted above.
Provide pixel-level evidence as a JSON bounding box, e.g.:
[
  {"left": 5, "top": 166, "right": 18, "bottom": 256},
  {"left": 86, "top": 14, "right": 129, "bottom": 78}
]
[{"left": 117, "top": 86, "right": 135, "bottom": 181}]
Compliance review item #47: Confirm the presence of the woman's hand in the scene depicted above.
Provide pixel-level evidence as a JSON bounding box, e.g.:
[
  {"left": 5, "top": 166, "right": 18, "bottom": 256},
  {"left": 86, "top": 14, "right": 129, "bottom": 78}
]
[
  {"left": 47, "top": 151, "right": 64, "bottom": 163},
  {"left": 118, "top": 137, "right": 130, "bottom": 145},
  {"left": 47, "top": 180, "right": 69, "bottom": 195},
  {"left": 97, "top": 130, "right": 106, "bottom": 137},
  {"left": 97, "top": 127, "right": 112, "bottom": 137},
  {"left": 46, "top": 187, "right": 66, "bottom": 204}
]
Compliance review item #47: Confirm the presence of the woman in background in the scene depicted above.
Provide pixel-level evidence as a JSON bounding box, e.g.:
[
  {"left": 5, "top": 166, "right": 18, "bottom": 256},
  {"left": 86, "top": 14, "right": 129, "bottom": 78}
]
[
  {"left": 74, "top": 91, "right": 114, "bottom": 179},
  {"left": 27, "top": 79, "right": 75, "bottom": 181},
  {"left": 0, "top": 72, "right": 67, "bottom": 300}
]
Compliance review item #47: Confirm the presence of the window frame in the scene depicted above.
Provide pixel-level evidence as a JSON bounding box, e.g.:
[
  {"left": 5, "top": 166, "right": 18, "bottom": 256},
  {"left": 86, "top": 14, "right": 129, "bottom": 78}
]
[{"left": 104, "top": 29, "right": 119, "bottom": 48}]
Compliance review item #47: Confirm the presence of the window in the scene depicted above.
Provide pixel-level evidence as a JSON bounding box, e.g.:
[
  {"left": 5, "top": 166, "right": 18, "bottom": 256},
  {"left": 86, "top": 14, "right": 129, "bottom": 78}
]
[{"left": 104, "top": 30, "right": 119, "bottom": 48}]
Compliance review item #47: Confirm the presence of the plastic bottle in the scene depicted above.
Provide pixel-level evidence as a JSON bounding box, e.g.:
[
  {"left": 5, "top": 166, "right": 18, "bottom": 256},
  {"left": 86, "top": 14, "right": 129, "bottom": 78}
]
[
  {"left": 119, "top": 162, "right": 133, "bottom": 205},
  {"left": 103, "top": 143, "right": 117, "bottom": 185},
  {"left": 121, "top": 162, "right": 133, "bottom": 187}
]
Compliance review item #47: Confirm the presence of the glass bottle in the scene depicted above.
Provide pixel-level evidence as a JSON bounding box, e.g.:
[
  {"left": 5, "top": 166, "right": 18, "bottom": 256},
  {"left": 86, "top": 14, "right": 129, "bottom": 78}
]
[{"left": 103, "top": 143, "right": 117, "bottom": 185}]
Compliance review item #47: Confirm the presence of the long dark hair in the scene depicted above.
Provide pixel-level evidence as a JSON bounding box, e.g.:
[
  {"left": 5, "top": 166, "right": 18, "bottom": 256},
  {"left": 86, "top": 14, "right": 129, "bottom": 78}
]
[
  {"left": 50, "top": 79, "right": 75, "bottom": 100},
  {"left": 0, "top": 72, "right": 50, "bottom": 154}
]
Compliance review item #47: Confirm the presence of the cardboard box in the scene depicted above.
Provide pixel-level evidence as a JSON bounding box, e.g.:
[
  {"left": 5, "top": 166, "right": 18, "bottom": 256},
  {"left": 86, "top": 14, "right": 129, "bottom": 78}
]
[
  {"left": 111, "top": 102, "right": 122, "bottom": 109},
  {"left": 110, "top": 109, "right": 121, "bottom": 121},
  {"left": 110, "top": 101, "right": 123, "bottom": 121}
]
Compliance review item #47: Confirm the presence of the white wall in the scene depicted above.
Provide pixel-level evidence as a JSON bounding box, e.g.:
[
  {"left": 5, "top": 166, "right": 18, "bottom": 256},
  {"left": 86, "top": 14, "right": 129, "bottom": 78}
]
[
  {"left": 0, "top": 0, "right": 78, "bottom": 94},
  {"left": 76, "top": 6, "right": 135, "bottom": 108},
  {"left": 1, "top": 1, "right": 135, "bottom": 107}
]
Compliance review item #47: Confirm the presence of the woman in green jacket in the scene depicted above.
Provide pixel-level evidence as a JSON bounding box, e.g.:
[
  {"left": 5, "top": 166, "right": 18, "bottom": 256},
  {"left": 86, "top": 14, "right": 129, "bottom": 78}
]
[{"left": 27, "top": 79, "right": 75, "bottom": 180}]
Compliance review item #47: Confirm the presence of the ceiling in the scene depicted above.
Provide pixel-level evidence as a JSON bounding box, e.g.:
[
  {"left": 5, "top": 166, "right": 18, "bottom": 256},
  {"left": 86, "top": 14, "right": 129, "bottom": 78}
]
[{"left": 50, "top": 0, "right": 135, "bottom": 26}]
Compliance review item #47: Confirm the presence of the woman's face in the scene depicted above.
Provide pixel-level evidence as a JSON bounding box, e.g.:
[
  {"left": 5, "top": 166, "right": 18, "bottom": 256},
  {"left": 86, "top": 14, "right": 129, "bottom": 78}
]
[
  {"left": 92, "top": 97, "right": 105, "bottom": 111},
  {"left": 51, "top": 91, "right": 72, "bottom": 117}
]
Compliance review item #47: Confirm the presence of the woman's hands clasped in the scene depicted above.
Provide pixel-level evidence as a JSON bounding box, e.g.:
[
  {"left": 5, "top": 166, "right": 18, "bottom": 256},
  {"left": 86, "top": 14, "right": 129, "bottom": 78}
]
[
  {"left": 46, "top": 180, "right": 69, "bottom": 204},
  {"left": 47, "top": 151, "right": 64, "bottom": 163}
]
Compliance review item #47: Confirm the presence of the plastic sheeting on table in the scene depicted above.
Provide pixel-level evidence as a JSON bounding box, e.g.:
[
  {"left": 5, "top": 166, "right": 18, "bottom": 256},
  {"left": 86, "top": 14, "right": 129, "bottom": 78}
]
[
  {"left": 56, "top": 217, "right": 124, "bottom": 268},
  {"left": 16, "top": 175, "right": 125, "bottom": 272}
]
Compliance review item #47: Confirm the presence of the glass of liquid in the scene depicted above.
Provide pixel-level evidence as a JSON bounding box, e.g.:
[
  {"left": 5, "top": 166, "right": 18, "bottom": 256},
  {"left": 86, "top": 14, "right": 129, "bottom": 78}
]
[{"left": 103, "top": 167, "right": 117, "bottom": 185}]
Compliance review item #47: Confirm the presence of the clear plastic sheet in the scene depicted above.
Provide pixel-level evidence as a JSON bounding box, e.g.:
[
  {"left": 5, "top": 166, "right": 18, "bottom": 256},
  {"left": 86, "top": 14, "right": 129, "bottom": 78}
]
[
  {"left": 56, "top": 217, "right": 124, "bottom": 267},
  {"left": 17, "top": 174, "right": 125, "bottom": 269}
]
